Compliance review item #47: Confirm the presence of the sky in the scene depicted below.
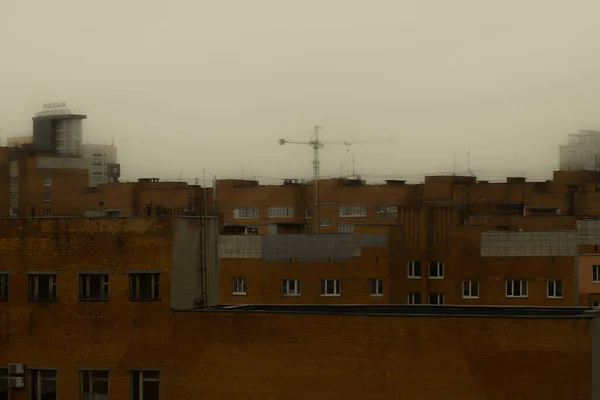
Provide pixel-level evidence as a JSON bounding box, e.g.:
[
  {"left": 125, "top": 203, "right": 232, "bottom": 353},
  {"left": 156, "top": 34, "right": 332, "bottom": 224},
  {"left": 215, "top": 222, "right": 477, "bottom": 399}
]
[{"left": 1, "top": 0, "right": 600, "bottom": 184}]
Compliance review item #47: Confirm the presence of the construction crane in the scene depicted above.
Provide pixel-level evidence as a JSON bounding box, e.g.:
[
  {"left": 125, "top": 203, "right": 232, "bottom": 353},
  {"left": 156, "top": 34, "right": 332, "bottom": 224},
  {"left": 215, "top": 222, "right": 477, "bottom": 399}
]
[
  {"left": 278, "top": 125, "right": 396, "bottom": 234},
  {"left": 278, "top": 125, "right": 396, "bottom": 180}
]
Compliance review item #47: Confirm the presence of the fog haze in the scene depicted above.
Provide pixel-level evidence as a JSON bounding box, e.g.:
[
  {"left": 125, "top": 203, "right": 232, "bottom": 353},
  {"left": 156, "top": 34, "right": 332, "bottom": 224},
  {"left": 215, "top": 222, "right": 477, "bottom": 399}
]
[{"left": 1, "top": 0, "right": 599, "bottom": 183}]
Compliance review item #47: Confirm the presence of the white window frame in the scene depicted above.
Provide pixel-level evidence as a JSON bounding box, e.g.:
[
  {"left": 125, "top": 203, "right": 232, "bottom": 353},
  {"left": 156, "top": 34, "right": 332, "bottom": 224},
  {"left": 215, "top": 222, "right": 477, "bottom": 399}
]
[
  {"left": 43, "top": 191, "right": 52, "bottom": 202},
  {"left": 80, "top": 274, "right": 109, "bottom": 301},
  {"left": 44, "top": 177, "right": 52, "bottom": 187},
  {"left": 320, "top": 279, "right": 341, "bottom": 296},
  {"left": 407, "top": 261, "right": 421, "bottom": 278},
  {"left": 80, "top": 370, "right": 109, "bottom": 400},
  {"left": 281, "top": 279, "right": 302, "bottom": 296},
  {"left": 305, "top": 209, "right": 312, "bottom": 218},
  {"left": 232, "top": 277, "right": 247, "bottom": 295},
  {"left": 129, "top": 273, "right": 160, "bottom": 301},
  {"left": 319, "top": 219, "right": 332, "bottom": 227},
  {"left": 43, "top": 208, "right": 51, "bottom": 216},
  {"left": 462, "top": 280, "right": 479, "bottom": 299},
  {"left": 593, "top": 265, "right": 600, "bottom": 283},
  {"left": 339, "top": 205, "right": 367, "bottom": 217},
  {"left": 429, "top": 261, "right": 444, "bottom": 279},
  {"left": 233, "top": 207, "right": 258, "bottom": 219},
  {"left": 10, "top": 193, "right": 18, "bottom": 201},
  {"left": 28, "top": 274, "right": 57, "bottom": 301},
  {"left": 429, "top": 292, "right": 445, "bottom": 305},
  {"left": 547, "top": 280, "right": 563, "bottom": 299},
  {"left": 338, "top": 223, "right": 355, "bottom": 234},
  {"left": 592, "top": 300, "right": 600, "bottom": 309},
  {"left": 369, "top": 279, "right": 383, "bottom": 296},
  {"left": 9, "top": 206, "right": 18, "bottom": 217},
  {"left": 131, "top": 370, "right": 159, "bottom": 400},
  {"left": 268, "top": 206, "right": 294, "bottom": 218},
  {"left": 408, "top": 292, "right": 422, "bottom": 305},
  {"left": 29, "top": 369, "right": 57, "bottom": 400},
  {"left": 505, "top": 279, "right": 528, "bottom": 298}
]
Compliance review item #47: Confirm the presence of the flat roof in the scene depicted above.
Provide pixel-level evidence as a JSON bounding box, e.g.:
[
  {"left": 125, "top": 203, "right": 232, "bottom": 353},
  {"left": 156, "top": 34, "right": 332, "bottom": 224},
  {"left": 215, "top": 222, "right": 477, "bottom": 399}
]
[{"left": 193, "top": 304, "right": 600, "bottom": 319}]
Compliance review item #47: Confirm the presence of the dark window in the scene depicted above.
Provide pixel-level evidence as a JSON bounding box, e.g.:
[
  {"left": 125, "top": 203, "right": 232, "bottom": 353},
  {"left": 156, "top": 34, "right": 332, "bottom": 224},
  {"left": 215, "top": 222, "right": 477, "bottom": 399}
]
[
  {"left": 0, "top": 274, "right": 7, "bottom": 301},
  {"left": 429, "top": 292, "right": 445, "bottom": 305},
  {"left": 80, "top": 274, "right": 109, "bottom": 301},
  {"left": 408, "top": 261, "right": 421, "bottom": 278},
  {"left": 408, "top": 292, "right": 421, "bottom": 304},
  {"left": 28, "top": 274, "right": 57, "bottom": 301},
  {"left": 369, "top": 279, "right": 383, "bottom": 296},
  {"left": 429, "top": 261, "right": 444, "bottom": 278},
  {"left": 29, "top": 369, "right": 57, "bottom": 400},
  {"left": 131, "top": 370, "right": 159, "bottom": 400},
  {"left": 0, "top": 368, "right": 7, "bottom": 400},
  {"left": 320, "top": 279, "right": 341, "bottom": 295},
  {"left": 130, "top": 273, "right": 160, "bottom": 301},
  {"left": 81, "top": 370, "right": 109, "bottom": 400}
]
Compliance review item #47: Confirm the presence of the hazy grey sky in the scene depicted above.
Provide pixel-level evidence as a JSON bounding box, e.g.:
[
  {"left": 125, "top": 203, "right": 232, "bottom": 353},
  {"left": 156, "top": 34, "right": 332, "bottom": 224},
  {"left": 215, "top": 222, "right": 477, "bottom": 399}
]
[{"left": 1, "top": 0, "right": 600, "bottom": 183}]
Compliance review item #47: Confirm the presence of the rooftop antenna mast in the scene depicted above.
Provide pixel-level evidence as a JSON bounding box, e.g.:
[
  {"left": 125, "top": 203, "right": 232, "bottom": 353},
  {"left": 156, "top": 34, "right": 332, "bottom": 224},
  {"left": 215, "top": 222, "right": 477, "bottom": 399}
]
[{"left": 467, "top": 151, "right": 472, "bottom": 177}]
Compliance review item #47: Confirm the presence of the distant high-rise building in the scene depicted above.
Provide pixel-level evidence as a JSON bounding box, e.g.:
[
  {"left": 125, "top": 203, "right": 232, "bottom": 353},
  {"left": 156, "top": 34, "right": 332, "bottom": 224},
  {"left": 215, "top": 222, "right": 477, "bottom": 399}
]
[
  {"left": 559, "top": 130, "right": 600, "bottom": 171},
  {"left": 32, "top": 102, "right": 86, "bottom": 156},
  {"left": 82, "top": 143, "right": 119, "bottom": 186}
]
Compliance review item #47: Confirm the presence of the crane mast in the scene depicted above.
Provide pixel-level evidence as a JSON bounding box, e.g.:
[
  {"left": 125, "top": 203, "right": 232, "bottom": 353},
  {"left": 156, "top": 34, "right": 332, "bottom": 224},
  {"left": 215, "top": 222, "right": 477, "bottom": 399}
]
[{"left": 278, "top": 125, "right": 397, "bottom": 234}]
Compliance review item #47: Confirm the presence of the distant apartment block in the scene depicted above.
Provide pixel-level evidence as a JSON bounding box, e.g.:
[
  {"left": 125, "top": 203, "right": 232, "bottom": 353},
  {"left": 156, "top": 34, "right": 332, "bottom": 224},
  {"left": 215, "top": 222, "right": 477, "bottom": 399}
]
[{"left": 559, "top": 130, "right": 600, "bottom": 171}]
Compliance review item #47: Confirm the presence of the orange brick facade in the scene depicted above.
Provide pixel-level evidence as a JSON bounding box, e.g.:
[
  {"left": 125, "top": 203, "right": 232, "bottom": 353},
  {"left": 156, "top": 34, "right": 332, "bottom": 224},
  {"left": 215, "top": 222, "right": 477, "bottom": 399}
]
[{"left": 0, "top": 217, "right": 598, "bottom": 399}]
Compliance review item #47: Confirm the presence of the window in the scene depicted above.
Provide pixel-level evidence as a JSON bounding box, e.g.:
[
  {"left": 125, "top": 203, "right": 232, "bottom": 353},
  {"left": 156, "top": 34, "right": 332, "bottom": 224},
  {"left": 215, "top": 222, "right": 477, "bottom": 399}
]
[
  {"left": 80, "top": 274, "right": 109, "bottom": 301},
  {"left": 408, "top": 292, "right": 422, "bottom": 305},
  {"left": 320, "top": 279, "right": 341, "bottom": 296},
  {"left": 0, "top": 274, "right": 7, "bottom": 301},
  {"left": 129, "top": 273, "right": 160, "bottom": 301},
  {"left": 0, "top": 368, "right": 7, "bottom": 400},
  {"left": 28, "top": 274, "right": 57, "bottom": 301},
  {"left": 319, "top": 219, "right": 332, "bottom": 227},
  {"left": 506, "top": 279, "right": 528, "bottom": 298},
  {"left": 370, "top": 279, "right": 383, "bottom": 296},
  {"left": 131, "top": 370, "right": 159, "bottom": 400},
  {"left": 268, "top": 206, "right": 293, "bottom": 218},
  {"left": 233, "top": 207, "right": 258, "bottom": 218},
  {"left": 547, "top": 280, "right": 563, "bottom": 299},
  {"left": 593, "top": 301, "right": 600, "bottom": 309},
  {"left": 29, "top": 369, "right": 57, "bottom": 400},
  {"left": 232, "top": 277, "right": 247, "bottom": 295},
  {"left": 593, "top": 265, "right": 600, "bottom": 283},
  {"left": 339, "top": 205, "right": 367, "bottom": 217},
  {"left": 429, "top": 261, "right": 444, "bottom": 279},
  {"left": 338, "top": 223, "right": 355, "bottom": 233},
  {"left": 44, "top": 177, "right": 51, "bottom": 186},
  {"left": 462, "top": 280, "right": 479, "bottom": 299},
  {"left": 429, "top": 292, "right": 445, "bottom": 305},
  {"left": 9, "top": 193, "right": 18, "bottom": 201},
  {"left": 376, "top": 205, "right": 397, "bottom": 217},
  {"left": 43, "top": 208, "right": 51, "bottom": 216},
  {"left": 9, "top": 207, "right": 17, "bottom": 217},
  {"left": 306, "top": 209, "right": 312, "bottom": 218},
  {"left": 43, "top": 192, "right": 51, "bottom": 202},
  {"left": 81, "top": 370, "right": 109, "bottom": 400},
  {"left": 281, "top": 279, "right": 302, "bottom": 296},
  {"left": 106, "top": 210, "right": 121, "bottom": 217},
  {"left": 407, "top": 261, "right": 421, "bottom": 278},
  {"left": 9, "top": 177, "right": 17, "bottom": 186}
]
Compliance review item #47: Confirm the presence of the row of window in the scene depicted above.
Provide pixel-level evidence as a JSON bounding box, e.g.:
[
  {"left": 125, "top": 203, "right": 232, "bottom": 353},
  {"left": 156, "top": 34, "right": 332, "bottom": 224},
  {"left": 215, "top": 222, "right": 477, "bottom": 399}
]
[
  {"left": 0, "top": 368, "right": 158, "bottom": 400},
  {"left": 233, "top": 205, "right": 399, "bottom": 219},
  {"left": 231, "top": 277, "right": 564, "bottom": 300},
  {"left": 0, "top": 272, "right": 160, "bottom": 302}
]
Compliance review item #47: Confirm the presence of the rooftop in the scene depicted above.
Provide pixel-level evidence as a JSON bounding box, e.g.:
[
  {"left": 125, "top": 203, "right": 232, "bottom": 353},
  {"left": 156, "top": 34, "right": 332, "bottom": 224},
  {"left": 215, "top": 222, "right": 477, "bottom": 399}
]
[{"left": 192, "top": 304, "right": 600, "bottom": 319}]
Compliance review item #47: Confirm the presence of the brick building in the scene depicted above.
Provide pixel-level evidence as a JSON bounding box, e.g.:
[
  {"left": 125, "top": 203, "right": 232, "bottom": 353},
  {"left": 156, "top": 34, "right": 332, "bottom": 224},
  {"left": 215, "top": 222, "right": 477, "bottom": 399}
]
[{"left": 0, "top": 216, "right": 599, "bottom": 400}]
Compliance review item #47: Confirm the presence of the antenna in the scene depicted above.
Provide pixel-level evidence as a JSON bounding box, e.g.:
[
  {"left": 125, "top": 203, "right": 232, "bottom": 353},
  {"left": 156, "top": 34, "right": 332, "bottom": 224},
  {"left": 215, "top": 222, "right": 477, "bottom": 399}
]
[
  {"left": 352, "top": 155, "right": 356, "bottom": 179},
  {"left": 467, "top": 151, "right": 472, "bottom": 177},
  {"left": 241, "top": 164, "right": 244, "bottom": 180},
  {"left": 453, "top": 154, "right": 457, "bottom": 176}
]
